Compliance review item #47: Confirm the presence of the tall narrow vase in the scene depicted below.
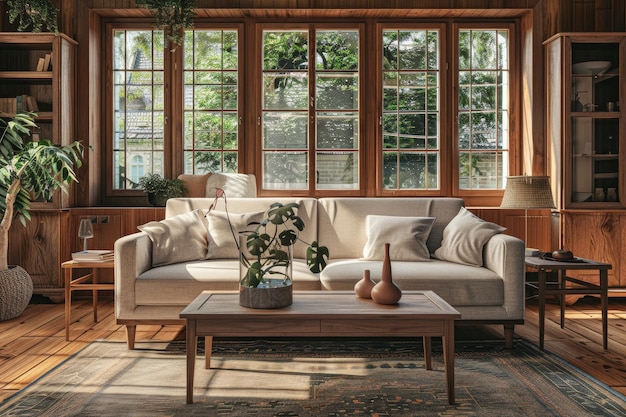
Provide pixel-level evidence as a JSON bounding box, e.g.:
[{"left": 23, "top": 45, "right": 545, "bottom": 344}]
[{"left": 371, "top": 243, "right": 402, "bottom": 305}]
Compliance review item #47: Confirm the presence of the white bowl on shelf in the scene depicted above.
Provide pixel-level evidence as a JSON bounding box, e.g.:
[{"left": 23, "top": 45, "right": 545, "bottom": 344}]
[{"left": 572, "top": 61, "right": 611, "bottom": 75}]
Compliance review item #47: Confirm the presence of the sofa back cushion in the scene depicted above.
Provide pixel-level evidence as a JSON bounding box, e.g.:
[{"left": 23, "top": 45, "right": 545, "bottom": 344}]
[
  {"left": 318, "top": 198, "right": 464, "bottom": 259},
  {"left": 166, "top": 198, "right": 318, "bottom": 259}
]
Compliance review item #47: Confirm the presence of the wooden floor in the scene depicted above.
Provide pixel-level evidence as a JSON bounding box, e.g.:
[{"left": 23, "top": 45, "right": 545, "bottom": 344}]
[{"left": 1, "top": 295, "right": 625, "bottom": 403}]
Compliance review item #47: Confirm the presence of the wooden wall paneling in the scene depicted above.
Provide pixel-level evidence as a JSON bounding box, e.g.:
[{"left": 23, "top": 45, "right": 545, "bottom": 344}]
[
  {"left": 562, "top": 211, "right": 621, "bottom": 288},
  {"left": 8, "top": 211, "right": 70, "bottom": 302}
]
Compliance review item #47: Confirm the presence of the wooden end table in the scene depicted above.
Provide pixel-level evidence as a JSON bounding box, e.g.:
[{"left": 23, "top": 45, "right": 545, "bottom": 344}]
[
  {"left": 61, "top": 259, "right": 115, "bottom": 341},
  {"left": 524, "top": 256, "right": 611, "bottom": 350},
  {"left": 180, "top": 290, "right": 461, "bottom": 405}
]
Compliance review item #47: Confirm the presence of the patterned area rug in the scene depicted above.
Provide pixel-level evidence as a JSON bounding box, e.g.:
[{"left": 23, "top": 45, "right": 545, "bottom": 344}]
[{"left": 1, "top": 337, "right": 624, "bottom": 416}]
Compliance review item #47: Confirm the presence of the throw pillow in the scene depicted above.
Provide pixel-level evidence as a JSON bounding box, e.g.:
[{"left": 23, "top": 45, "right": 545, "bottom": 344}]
[
  {"left": 362, "top": 215, "right": 436, "bottom": 261},
  {"left": 138, "top": 210, "right": 208, "bottom": 267},
  {"left": 206, "top": 210, "right": 265, "bottom": 259},
  {"left": 433, "top": 207, "right": 506, "bottom": 267}
]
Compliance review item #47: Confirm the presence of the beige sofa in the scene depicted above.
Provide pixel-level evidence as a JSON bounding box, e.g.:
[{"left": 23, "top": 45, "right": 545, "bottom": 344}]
[{"left": 115, "top": 197, "right": 525, "bottom": 349}]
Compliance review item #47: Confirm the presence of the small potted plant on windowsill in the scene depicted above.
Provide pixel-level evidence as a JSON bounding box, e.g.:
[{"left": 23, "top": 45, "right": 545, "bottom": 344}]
[{"left": 137, "top": 173, "right": 186, "bottom": 207}]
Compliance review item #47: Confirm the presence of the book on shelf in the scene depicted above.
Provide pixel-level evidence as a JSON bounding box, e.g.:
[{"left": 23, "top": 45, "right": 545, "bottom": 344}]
[
  {"left": 71, "top": 250, "right": 114, "bottom": 262},
  {"left": 43, "top": 53, "right": 52, "bottom": 71},
  {"left": 36, "top": 57, "right": 45, "bottom": 71}
]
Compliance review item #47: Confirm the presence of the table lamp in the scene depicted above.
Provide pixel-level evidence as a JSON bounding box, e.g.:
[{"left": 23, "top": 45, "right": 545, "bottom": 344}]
[{"left": 500, "top": 176, "right": 556, "bottom": 256}]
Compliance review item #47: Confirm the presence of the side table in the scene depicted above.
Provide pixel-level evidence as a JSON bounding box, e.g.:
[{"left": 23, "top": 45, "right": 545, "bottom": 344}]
[
  {"left": 524, "top": 256, "right": 611, "bottom": 350},
  {"left": 61, "top": 260, "right": 115, "bottom": 341}
]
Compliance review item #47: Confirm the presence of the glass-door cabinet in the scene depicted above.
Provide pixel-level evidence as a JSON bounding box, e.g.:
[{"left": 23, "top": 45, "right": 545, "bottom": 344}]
[{"left": 545, "top": 33, "right": 626, "bottom": 209}]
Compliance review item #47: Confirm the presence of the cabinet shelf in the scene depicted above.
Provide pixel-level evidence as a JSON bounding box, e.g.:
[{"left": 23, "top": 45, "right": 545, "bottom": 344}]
[
  {"left": 593, "top": 172, "right": 618, "bottom": 179},
  {"left": 0, "top": 71, "right": 52, "bottom": 80}
]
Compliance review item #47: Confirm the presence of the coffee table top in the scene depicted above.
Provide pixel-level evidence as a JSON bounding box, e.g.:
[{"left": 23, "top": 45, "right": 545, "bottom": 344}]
[{"left": 180, "top": 290, "right": 460, "bottom": 320}]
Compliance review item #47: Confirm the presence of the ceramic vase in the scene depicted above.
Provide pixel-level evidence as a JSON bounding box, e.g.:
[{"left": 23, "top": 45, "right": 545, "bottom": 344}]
[
  {"left": 371, "top": 243, "right": 402, "bottom": 305},
  {"left": 354, "top": 269, "right": 375, "bottom": 299}
]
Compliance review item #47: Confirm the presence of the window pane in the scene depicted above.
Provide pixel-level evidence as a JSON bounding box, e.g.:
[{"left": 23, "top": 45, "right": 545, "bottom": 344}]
[
  {"left": 382, "top": 29, "right": 439, "bottom": 190},
  {"left": 263, "top": 152, "right": 308, "bottom": 189},
  {"left": 262, "top": 27, "right": 360, "bottom": 191},
  {"left": 316, "top": 152, "right": 358, "bottom": 190},
  {"left": 457, "top": 29, "right": 509, "bottom": 190},
  {"left": 183, "top": 29, "right": 239, "bottom": 175},
  {"left": 315, "top": 29, "right": 359, "bottom": 190},
  {"left": 112, "top": 30, "right": 165, "bottom": 190}
]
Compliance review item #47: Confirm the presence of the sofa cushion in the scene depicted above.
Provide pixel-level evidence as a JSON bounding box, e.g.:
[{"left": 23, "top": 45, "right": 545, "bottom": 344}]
[
  {"left": 319, "top": 259, "right": 504, "bottom": 307},
  {"left": 206, "top": 210, "right": 264, "bottom": 259},
  {"left": 137, "top": 210, "right": 208, "bottom": 267},
  {"left": 135, "top": 259, "right": 321, "bottom": 305},
  {"left": 318, "top": 198, "right": 464, "bottom": 259},
  {"left": 433, "top": 207, "right": 506, "bottom": 267},
  {"left": 362, "top": 215, "right": 435, "bottom": 261}
]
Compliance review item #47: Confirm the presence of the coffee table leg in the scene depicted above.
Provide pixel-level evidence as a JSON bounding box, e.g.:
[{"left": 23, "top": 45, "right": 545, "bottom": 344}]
[
  {"left": 186, "top": 319, "right": 197, "bottom": 404},
  {"left": 443, "top": 321, "right": 455, "bottom": 405},
  {"left": 423, "top": 336, "right": 432, "bottom": 370}
]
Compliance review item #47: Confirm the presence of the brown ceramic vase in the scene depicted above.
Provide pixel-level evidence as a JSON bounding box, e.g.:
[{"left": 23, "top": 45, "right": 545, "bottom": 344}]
[
  {"left": 354, "top": 269, "right": 375, "bottom": 299},
  {"left": 371, "top": 243, "right": 402, "bottom": 305}
]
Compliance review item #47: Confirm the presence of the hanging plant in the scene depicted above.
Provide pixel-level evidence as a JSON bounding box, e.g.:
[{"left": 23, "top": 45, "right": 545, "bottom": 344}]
[
  {"left": 135, "top": 0, "right": 196, "bottom": 49},
  {"left": 5, "top": 0, "right": 59, "bottom": 33}
]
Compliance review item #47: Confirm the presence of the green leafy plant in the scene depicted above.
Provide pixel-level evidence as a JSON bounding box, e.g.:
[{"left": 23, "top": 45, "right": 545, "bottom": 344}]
[
  {"left": 0, "top": 113, "right": 83, "bottom": 270},
  {"left": 135, "top": 0, "right": 196, "bottom": 48},
  {"left": 137, "top": 173, "right": 186, "bottom": 206},
  {"left": 5, "top": 0, "right": 59, "bottom": 33},
  {"left": 212, "top": 191, "right": 329, "bottom": 288}
]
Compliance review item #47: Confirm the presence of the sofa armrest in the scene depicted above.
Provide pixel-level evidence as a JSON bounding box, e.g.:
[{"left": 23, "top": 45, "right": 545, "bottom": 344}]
[
  {"left": 114, "top": 232, "right": 153, "bottom": 321},
  {"left": 483, "top": 233, "right": 526, "bottom": 320}
]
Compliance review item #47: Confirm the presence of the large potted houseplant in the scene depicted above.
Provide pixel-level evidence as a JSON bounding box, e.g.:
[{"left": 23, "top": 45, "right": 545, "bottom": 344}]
[
  {"left": 219, "top": 195, "right": 329, "bottom": 309},
  {"left": 0, "top": 113, "right": 83, "bottom": 321},
  {"left": 137, "top": 173, "right": 186, "bottom": 207}
]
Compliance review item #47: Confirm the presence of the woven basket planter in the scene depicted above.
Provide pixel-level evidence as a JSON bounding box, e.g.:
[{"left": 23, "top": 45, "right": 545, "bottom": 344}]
[{"left": 0, "top": 266, "right": 33, "bottom": 321}]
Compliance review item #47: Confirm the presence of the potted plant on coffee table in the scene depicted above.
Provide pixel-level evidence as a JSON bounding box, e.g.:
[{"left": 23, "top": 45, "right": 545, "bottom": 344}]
[
  {"left": 211, "top": 191, "right": 329, "bottom": 308},
  {"left": 0, "top": 113, "right": 83, "bottom": 321}
]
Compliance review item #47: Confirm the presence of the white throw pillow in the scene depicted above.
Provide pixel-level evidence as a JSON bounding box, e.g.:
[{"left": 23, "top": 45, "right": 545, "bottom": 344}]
[
  {"left": 138, "top": 210, "right": 208, "bottom": 267},
  {"left": 362, "top": 215, "right": 436, "bottom": 261},
  {"left": 206, "top": 210, "right": 265, "bottom": 259},
  {"left": 433, "top": 207, "right": 506, "bottom": 267}
]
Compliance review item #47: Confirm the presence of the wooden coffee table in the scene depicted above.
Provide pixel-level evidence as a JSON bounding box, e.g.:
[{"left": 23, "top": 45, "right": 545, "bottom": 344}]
[{"left": 180, "top": 290, "right": 461, "bottom": 405}]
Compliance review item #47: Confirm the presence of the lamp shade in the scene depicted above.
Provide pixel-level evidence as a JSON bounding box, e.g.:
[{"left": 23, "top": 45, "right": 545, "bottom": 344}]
[{"left": 500, "top": 176, "right": 556, "bottom": 209}]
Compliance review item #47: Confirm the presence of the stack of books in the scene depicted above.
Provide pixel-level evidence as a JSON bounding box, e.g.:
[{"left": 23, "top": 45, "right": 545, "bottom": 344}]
[{"left": 71, "top": 250, "right": 114, "bottom": 263}]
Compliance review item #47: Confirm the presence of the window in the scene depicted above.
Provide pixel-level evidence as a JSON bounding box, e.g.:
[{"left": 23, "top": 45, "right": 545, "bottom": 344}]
[
  {"left": 260, "top": 26, "right": 360, "bottom": 191},
  {"left": 107, "top": 25, "right": 241, "bottom": 192},
  {"left": 105, "top": 20, "right": 517, "bottom": 200},
  {"left": 183, "top": 29, "right": 239, "bottom": 174},
  {"left": 111, "top": 29, "right": 165, "bottom": 191},
  {"left": 456, "top": 27, "right": 510, "bottom": 190},
  {"left": 381, "top": 28, "right": 441, "bottom": 190}
]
